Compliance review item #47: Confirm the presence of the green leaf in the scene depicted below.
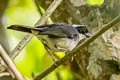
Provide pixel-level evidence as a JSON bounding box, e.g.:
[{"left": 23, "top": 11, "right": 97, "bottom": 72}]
[{"left": 86, "top": 0, "right": 104, "bottom": 6}]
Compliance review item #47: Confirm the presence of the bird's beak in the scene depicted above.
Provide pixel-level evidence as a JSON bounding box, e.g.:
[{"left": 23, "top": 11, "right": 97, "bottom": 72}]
[{"left": 85, "top": 33, "right": 92, "bottom": 37}]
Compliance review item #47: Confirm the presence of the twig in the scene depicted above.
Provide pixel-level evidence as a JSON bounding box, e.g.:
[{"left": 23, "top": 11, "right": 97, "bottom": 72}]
[
  {"left": 74, "top": 57, "right": 86, "bottom": 77},
  {"left": 34, "top": 0, "right": 43, "bottom": 16},
  {"left": 33, "top": 14, "right": 120, "bottom": 80},
  {"left": 34, "top": 0, "right": 63, "bottom": 26},
  {"left": 95, "top": 8, "right": 103, "bottom": 26},
  {"left": 56, "top": 71, "right": 62, "bottom": 80},
  {"left": 10, "top": 34, "right": 33, "bottom": 59},
  {"left": 0, "top": 72, "right": 11, "bottom": 77},
  {"left": 0, "top": 44, "right": 25, "bottom": 80},
  {"left": 10, "top": 0, "right": 63, "bottom": 59}
]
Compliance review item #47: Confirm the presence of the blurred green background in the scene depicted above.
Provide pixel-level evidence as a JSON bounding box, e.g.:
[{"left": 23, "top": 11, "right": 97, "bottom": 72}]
[{"left": 5, "top": 0, "right": 72, "bottom": 80}]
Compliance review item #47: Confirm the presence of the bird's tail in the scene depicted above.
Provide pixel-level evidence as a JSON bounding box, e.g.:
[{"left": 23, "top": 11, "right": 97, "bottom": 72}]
[{"left": 7, "top": 25, "right": 34, "bottom": 33}]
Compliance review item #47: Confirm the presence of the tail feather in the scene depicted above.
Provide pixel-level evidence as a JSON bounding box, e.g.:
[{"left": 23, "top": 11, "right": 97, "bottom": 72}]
[{"left": 7, "top": 25, "right": 33, "bottom": 33}]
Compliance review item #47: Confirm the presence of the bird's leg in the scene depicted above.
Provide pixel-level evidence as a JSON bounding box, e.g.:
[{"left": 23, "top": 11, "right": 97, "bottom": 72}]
[
  {"left": 45, "top": 47, "right": 59, "bottom": 68},
  {"left": 41, "top": 41, "right": 59, "bottom": 67}
]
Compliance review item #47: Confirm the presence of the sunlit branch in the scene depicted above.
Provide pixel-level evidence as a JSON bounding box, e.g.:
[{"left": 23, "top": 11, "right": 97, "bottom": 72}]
[
  {"left": 34, "top": 14, "right": 120, "bottom": 80},
  {"left": 0, "top": 72, "right": 11, "bottom": 77},
  {"left": 0, "top": 45, "right": 25, "bottom": 80}
]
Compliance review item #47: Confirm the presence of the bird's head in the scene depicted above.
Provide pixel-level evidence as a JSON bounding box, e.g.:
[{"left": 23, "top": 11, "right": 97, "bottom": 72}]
[{"left": 72, "top": 24, "right": 91, "bottom": 37}]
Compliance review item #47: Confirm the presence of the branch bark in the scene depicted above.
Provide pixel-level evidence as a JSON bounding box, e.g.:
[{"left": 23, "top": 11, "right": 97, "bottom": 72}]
[
  {"left": 10, "top": 0, "right": 63, "bottom": 59},
  {"left": 0, "top": 45, "right": 25, "bottom": 80},
  {"left": 0, "top": 72, "right": 11, "bottom": 77},
  {"left": 33, "top": 14, "right": 120, "bottom": 80}
]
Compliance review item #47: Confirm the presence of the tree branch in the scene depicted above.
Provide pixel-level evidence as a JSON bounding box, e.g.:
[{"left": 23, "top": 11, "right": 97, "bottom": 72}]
[
  {"left": 0, "top": 72, "right": 11, "bottom": 77},
  {"left": 34, "top": 0, "right": 43, "bottom": 16},
  {"left": 0, "top": 44, "right": 25, "bottom": 80},
  {"left": 10, "top": 0, "right": 63, "bottom": 59},
  {"left": 33, "top": 14, "right": 120, "bottom": 80}
]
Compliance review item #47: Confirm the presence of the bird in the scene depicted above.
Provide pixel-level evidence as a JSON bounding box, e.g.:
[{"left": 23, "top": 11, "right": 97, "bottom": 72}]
[{"left": 7, "top": 23, "right": 91, "bottom": 52}]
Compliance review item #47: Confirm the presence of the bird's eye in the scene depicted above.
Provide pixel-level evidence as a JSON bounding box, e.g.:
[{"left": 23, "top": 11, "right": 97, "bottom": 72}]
[{"left": 76, "top": 26, "right": 88, "bottom": 34}]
